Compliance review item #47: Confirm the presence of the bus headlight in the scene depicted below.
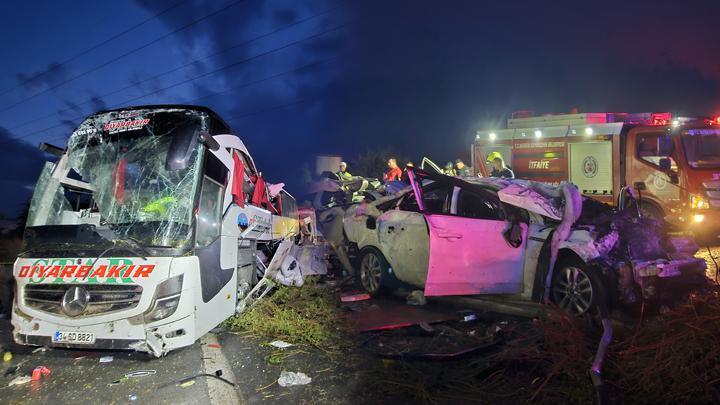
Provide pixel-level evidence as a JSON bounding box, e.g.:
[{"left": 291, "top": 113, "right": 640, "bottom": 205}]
[
  {"left": 144, "top": 275, "right": 183, "bottom": 322},
  {"left": 690, "top": 194, "right": 710, "bottom": 210}
]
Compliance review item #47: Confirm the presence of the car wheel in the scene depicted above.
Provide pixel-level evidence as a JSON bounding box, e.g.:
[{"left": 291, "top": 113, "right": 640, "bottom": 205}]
[
  {"left": 551, "top": 259, "right": 605, "bottom": 316},
  {"left": 358, "top": 248, "right": 389, "bottom": 295}
]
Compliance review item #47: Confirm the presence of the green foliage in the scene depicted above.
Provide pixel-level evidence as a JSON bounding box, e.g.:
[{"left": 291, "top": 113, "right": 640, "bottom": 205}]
[{"left": 224, "top": 282, "right": 346, "bottom": 349}]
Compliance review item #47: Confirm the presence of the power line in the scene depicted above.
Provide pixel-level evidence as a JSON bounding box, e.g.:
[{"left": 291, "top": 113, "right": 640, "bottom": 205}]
[
  {"left": 7, "top": 5, "right": 339, "bottom": 133},
  {"left": 225, "top": 96, "right": 319, "bottom": 121},
  {"left": 0, "top": 0, "right": 250, "bottom": 115},
  {"left": 107, "top": 24, "right": 346, "bottom": 109},
  {"left": 0, "top": 1, "right": 187, "bottom": 97},
  {"left": 5, "top": 23, "right": 347, "bottom": 145}
]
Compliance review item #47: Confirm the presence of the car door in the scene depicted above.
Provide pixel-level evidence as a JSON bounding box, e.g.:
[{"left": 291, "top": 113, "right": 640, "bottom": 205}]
[
  {"left": 376, "top": 183, "right": 452, "bottom": 287},
  {"left": 422, "top": 185, "right": 527, "bottom": 296}
]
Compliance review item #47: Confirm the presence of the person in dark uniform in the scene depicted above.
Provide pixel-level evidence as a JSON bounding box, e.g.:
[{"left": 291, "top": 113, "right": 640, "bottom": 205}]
[
  {"left": 454, "top": 159, "right": 471, "bottom": 176},
  {"left": 491, "top": 156, "right": 514, "bottom": 178}
]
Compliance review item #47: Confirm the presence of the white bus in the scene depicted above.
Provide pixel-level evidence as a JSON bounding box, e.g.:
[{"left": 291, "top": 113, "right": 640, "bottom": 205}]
[{"left": 12, "top": 105, "right": 298, "bottom": 356}]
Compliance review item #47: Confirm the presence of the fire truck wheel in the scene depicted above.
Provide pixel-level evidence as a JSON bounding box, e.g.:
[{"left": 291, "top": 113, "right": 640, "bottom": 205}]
[{"left": 551, "top": 258, "right": 606, "bottom": 317}]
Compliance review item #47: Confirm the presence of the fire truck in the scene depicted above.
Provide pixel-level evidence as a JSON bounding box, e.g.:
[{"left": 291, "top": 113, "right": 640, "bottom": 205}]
[
  {"left": 11, "top": 105, "right": 299, "bottom": 356},
  {"left": 473, "top": 112, "right": 720, "bottom": 240}
]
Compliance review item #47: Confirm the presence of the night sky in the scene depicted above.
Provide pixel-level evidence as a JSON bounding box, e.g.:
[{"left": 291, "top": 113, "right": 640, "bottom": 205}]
[{"left": 1, "top": 0, "right": 719, "bottom": 218}]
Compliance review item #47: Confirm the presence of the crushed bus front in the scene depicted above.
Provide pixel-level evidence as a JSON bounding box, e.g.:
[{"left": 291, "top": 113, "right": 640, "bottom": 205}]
[{"left": 12, "top": 256, "right": 202, "bottom": 356}]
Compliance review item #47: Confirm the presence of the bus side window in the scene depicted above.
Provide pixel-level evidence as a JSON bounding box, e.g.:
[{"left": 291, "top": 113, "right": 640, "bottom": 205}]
[
  {"left": 280, "top": 191, "right": 298, "bottom": 219},
  {"left": 196, "top": 153, "right": 227, "bottom": 247},
  {"left": 232, "top": 149, "right": 256, "bottom": 202}
]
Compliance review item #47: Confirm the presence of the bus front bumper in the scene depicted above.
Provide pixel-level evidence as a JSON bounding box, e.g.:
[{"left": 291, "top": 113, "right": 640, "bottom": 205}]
[{"left": 11, "top": 305, "right": 197, "bottom": 357}]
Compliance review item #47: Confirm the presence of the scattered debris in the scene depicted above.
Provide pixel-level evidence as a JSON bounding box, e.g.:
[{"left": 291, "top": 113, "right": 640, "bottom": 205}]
[
  {"left": 99, "top": 356, "right": 114, "bottom": 363},
  {"left": 277, "top": 371, "right": 312, "bottom": 387},
  {"left": 341, "top": 293, "right": 371, "bottom": 302},
  {"left": 124, "top": 370, "right": 157, "bottom": 378},
  {"left": 8, "top": 375, "right": 31, "bottom": 386},
  {"left": 458, "top": 310, "right": 477, "bottom": 322},
  {"left": 31, "top": 347, "right": 47, "bottom": 354},
  {"left": 418, "top": 322, "right": 435, "bottom": 333},
  {"left": 2, "top": 352, "right": 11, "bottom": 362},
  {"left": 179, "top": 380, "right": 196, "bottom": 388},
  {"left": 207, "top": 343, "right": 222, "bottom": 349},
  {"left": 169, "top": 370, "right": 235, "bottom": 388},
  {"left": 31, "top": 366, "right": 51, "bottom": 381},
  {"left": 269, "top": 340, "right": 293, "bottom": 349},
  {"left": 346, "top": 297, "right": 456, "bottom": 333},
  {"left": 406, "top": 290, "right": 427, "bottom": 306}
]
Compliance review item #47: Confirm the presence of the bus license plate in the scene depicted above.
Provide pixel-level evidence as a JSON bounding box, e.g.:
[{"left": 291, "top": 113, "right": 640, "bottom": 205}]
[{"left": 53, "top": 330, "right": 96, "bottom": 344}]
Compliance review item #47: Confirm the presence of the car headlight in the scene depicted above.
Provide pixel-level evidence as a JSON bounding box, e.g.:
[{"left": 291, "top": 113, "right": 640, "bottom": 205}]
[
  {"left": 144, "top": 274, "right": 183, "bottom": 322},
  {"left": 690, "top": 194, "right": 710, "bottom": 210}
]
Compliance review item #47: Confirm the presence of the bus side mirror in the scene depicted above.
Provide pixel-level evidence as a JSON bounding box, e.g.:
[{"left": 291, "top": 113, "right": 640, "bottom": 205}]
[{"left": 166, "top": 123, "right": 200, "bottom": 171}]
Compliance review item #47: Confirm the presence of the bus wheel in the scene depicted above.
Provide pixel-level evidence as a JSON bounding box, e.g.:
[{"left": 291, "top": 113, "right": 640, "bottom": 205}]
[{"left": 358, "top": 248, "right": 390, "bottom": 295}]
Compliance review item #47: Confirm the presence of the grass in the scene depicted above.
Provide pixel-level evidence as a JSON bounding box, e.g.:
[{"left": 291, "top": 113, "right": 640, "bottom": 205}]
[{"left": 223, "top": 279, "right": 348, "bottom": 349}]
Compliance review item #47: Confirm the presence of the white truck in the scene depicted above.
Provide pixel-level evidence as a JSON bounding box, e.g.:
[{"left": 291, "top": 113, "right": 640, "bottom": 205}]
[{"left": 11, "top": 105, "right": 299, "bottom": 356}]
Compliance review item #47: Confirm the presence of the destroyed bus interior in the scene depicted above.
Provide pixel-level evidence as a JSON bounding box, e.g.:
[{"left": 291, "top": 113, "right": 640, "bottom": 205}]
[{"left": 22, "top": 106, "right": 231, "bottom": 257}]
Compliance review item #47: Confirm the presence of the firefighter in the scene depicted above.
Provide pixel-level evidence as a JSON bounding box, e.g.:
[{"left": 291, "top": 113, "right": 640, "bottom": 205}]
[
  {"left": 444, "top": 162, "right": 456, "bottom": 176},
  {"left": 455, "top": 159, "right": 471, "bottom": 176},
  {"left": 383, "top": 157, "right": 403, "bottom": 182},
  {"left": 491, "top": 156, "right": 514, "bottom": 178},
  {"left": 337, "top": 161, "right": 352, "bottom": 181}
]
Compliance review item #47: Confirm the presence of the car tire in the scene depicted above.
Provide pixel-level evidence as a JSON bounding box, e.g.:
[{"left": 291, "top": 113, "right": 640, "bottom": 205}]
[
  {"left": 357, "top": 247, "right": 391, "bottom": 295},
  {"left": 551, "top": 258, "right": 607, "bottom": 317}
]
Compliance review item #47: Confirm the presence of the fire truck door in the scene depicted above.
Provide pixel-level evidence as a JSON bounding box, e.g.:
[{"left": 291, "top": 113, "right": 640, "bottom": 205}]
[{"left": 629, "top": 131, "right": 681, "bottom": 215}]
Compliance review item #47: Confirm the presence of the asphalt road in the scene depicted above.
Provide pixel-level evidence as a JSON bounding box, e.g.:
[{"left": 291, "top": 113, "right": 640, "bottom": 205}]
[{"left": 0, "top": 320, "right": 376, "bottom": 405}]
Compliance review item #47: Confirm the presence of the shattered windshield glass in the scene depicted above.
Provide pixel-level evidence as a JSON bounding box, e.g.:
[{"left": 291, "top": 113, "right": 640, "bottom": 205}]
[
  {"left": 24, "top": 108, "right": 206, "bottom": 253},
  {"left": 683, "top": 129, "right": 720, "bottom": 169}
]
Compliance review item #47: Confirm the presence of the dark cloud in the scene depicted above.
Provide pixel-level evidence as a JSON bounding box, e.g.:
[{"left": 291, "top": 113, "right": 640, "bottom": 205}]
[
  {"left": 90, "top": 95, "right": 107, "bottom": 112},
  {"left": 16, "top": 63, "right": 69, "bottom": 91},
  {"left": 127, "top": 72, "right": 166, "bottom": 96},
  {"left": 0, "top": 127, "right": 50, "bottom": 216},
  {"left": 129, "top": 0, "right": 720, "bottom": 195},
  {"left": 273, "top": 9, "right": 297, "bottom": 25}
]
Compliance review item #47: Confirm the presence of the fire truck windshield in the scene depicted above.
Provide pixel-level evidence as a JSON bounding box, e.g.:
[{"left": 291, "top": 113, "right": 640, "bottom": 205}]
[
  {"left": 683, "top": 129, "right": 720, "bottom": 169},
  {"left": 23, "top": 109, "right": 207, "bottom": 254}
]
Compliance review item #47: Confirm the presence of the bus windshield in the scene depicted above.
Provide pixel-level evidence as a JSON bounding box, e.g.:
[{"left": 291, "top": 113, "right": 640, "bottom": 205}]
[
  {"left": 24, "top": 108, "right": 206, "bottom": 253},
  {"left": 683, "top": 129, "right": 720, "bottom": 169}
]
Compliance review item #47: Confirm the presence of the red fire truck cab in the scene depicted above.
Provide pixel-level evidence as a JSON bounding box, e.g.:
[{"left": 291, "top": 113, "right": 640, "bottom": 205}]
[{"left": 473, "top": 112, "right": 720, "bottom": 241}]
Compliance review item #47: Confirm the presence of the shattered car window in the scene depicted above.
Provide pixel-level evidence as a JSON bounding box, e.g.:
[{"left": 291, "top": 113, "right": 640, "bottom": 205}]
[
  {"left": 399, "top": 183, "right": 451, "bottom": 214},
  {"left": 25, "top": 109, "right": 206, "bottom": 251},
  {"left": 457, "top": 189, "right": 504, "bottom": 220}
]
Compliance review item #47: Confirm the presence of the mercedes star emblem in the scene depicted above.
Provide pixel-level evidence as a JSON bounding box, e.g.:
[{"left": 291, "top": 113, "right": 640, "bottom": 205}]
[{"left": 61, "top": 286, "right": 90, "bottom": 317}]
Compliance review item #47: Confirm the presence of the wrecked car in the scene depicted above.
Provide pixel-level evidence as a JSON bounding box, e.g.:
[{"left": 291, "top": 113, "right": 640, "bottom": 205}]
[{"left": 331, "top": 168, "right": 707, "bottom": 315}]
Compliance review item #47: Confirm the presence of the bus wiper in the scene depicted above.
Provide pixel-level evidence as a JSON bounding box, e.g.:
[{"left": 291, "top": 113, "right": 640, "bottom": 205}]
[{"left": 94, "top": 226, "right": 151, "bottom": 260}]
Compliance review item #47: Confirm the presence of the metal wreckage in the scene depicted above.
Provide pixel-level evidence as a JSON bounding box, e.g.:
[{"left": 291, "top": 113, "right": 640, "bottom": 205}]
[{"left": 313, "top": 162, "right": 708, "bottom": 393}]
